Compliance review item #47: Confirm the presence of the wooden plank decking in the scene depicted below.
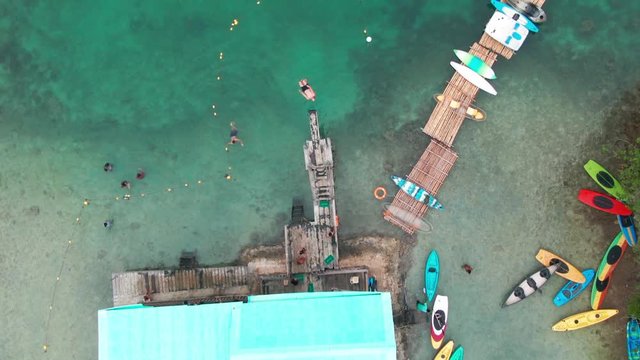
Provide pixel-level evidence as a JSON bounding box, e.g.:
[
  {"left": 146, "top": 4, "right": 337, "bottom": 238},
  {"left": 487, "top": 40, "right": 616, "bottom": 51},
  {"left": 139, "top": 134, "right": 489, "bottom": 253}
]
[
  {"left": 285, "top": 110, "right": 339, "bottom": 275},
  {"left": 112, "top": 266, "right": 250, "bottom": 306},
  {"left": 384, "top": 141, "right": 458, "bottom": 234}
]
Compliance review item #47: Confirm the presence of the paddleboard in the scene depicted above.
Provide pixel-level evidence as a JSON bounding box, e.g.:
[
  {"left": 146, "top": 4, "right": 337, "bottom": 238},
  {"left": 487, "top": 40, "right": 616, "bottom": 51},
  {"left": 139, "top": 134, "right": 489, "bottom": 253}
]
[
  {"left": 449, "top": 62, "right": 497, "bottom": 96},
  {"left": 583, "top": 160, "right": 628, "bottom": 201},
  {"left": 618, "top": 214, "right": 638, "bottom": 246},
  {"left": 553, "top": 269, "right": 595, "bottom": 307},
  {"left": 453, "top": 49, "right": 497, "bottom": 79},
  {"left": 552, "top": 309, "right": 618, "bottom": 331},
  {"left": 391, "top": 175, "right": 444, "bottom": 210},
  {"left": 535, "top": 249, "right": 586, "bottom": 283},
  {"left": 628, "top": 318, "right": 640, "bottom": 360},
  {"left": 431, "top": 295, "right": 449, "bottom": 349},
  {"left": 425, "top": 250, "right": 440, "bottom": 302},
  {"left": 433, "top": 94, "right": 486, "bottom": 121},
  {"left": 450, "top": 347, "right": 464, "bottom": 360},
  {"left": 504, "top": 264, "right": 558, "bottom": 306},
  {"left": 577, "top": 189, "right": 633, "bottom": 216},
  {"left": 505, "top": 0, "right": 546, "bottom": 23},
  {"left": 490, "top": 0, "right": 539, "bottom": 32},
  {"left": 592, "top": 232, "right": 628, "bottom": 310},
  {"left": 434, "top": 340, "right": 454, "bottom": 360}
]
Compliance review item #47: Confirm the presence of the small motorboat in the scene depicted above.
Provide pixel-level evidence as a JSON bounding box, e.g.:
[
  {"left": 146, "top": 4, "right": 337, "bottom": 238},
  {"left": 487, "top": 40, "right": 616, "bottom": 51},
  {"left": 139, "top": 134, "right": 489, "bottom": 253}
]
[
  {"left": 298, "top": 79, "right": 316, "bottom": 101},
  {"left": 505, "top": 0, "right": 546, "bottom": 23}
]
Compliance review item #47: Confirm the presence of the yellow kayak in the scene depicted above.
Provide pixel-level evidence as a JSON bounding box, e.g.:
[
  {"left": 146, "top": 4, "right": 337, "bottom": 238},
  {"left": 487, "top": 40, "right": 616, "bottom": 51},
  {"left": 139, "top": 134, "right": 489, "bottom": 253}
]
[
  {"left": 535, "top": 248, "right": 586, "bottom": 283},
  {"left": 433, "top": 94, "right": 486, "bottom": 121},
  {"left": 433, "top": 340, "right": 454, "bottom": 360},
  {"left": 552, "top": 309, "right": 618, "bottom": 331}
]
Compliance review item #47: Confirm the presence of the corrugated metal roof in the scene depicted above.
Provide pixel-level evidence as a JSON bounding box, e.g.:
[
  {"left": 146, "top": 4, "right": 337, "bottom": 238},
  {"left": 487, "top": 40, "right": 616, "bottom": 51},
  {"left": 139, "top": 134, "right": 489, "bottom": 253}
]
[{"left": 99, "top": 291, "right": 396, "bottom": 360}]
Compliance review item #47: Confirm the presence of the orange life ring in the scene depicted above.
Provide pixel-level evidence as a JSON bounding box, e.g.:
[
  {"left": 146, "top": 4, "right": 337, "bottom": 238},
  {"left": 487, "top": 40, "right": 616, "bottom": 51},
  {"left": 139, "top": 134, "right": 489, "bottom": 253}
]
[{"left": 374, "top": 186, "right": 387, "bottom": 200}]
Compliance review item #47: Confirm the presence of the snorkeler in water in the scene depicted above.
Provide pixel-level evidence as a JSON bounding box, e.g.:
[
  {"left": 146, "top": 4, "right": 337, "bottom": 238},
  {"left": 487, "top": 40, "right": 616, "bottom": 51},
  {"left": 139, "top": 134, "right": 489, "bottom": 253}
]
[{"left": 227, "top": 122, "right": 244, "bottom": 147}]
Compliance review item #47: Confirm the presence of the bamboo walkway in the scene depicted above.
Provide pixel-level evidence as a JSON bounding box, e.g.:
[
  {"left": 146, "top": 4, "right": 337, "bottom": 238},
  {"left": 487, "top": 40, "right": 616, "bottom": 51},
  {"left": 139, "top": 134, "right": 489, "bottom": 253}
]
[{"left": 386, "top": 0, "right": 548, "bottom": 234}]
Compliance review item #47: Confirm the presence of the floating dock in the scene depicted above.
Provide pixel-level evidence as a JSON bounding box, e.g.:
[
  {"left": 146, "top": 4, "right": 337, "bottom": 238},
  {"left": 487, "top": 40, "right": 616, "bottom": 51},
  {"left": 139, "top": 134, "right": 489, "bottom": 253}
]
[{"left": 385, "top": 0, "right": 547, "bottom": 234}]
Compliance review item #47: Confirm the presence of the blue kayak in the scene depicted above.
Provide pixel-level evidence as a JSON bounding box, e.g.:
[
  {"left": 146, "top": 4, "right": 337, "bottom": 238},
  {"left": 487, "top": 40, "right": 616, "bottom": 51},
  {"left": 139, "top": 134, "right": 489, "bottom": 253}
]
[
  {"left": 628, "top": 318, "right": 640, "bottom": 360},
  {"left": 424, "top": 250, "right": 440, "bottom": 302},
  {"left": 553, "top": 269, "right": 595, "bottom": 307},
  {"left": 618, "top": 215, "right": 638, "bottom": 246}
]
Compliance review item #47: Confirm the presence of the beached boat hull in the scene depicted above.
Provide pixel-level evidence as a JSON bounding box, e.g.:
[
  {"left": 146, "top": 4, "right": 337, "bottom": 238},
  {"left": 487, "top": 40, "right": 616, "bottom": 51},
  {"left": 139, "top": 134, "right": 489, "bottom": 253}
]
[
  {"left": 618, "top": 214, "right": 638, "bottom": 246},
  {"left": 628, "top": 318, "right": 640, "bottom": 360},
  {"left": 591, "top": 232, "right": 628, "bottom": 309},
  {"left": 431, "top": 295, "right": 449, "bottom": 349},
  {"left": 552, "top": 309, "right": 618, "bottom": 331},
  {"left": 553, "top": 269, "right": 595, "bottom": 307},
  {"left": 583, "top": 160, "right": 628, "bottom": 201},
  {"left": 504, "top": 264, "right": 558, "bottom": 306},
  {"left": 425, "top": 250, "right": 440, "bottom": 302},
  {"left": 578, "top": 189, "right": 633, "bottom": 216},
  {"left": 535, "top": 248, "right": 586, "bottom": 283}
]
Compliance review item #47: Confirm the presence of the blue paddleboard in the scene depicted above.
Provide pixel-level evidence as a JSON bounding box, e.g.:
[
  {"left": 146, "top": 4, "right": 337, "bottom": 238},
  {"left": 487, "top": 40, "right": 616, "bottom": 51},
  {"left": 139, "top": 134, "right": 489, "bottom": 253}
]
[
  {"left": 424, "top": 250, "right": 440, "bottom": 302},
  {"left": 491, "top": 0, "right": 539, "bottom": 32},
  {"left": 553, "top": 269, "right": 595, "bottom": 307},
  {"left": 618, "top": 215, "right": 638, "bottom": 246}
]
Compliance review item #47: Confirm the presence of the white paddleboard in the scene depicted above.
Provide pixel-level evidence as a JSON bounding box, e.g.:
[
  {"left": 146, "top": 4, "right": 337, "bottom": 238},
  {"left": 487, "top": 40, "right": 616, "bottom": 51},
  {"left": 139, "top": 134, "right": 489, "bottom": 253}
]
[{"left": 450, "top": 62, "right": 497, "bottom": 96}]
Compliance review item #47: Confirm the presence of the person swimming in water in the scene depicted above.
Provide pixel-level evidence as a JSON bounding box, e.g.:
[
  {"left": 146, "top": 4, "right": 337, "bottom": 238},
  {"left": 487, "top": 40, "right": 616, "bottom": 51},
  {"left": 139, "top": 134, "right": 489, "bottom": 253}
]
[
  {"left": 104, "top": 162, "right": 113, "bottom": 172},
  {"left": 462, "top": 264, "right": 473, "bottom": 274},
  {"left": 136, "top": 168, "right": 145, "bottom": 180},
  {"left": 226, "top": 122, "right": 244, "bottom": 148},
  {"left": 103, "top": 219, "right": 113, "bottom": 229},
  {"left": 298, "top": 79, "right": 316, "bottom": 101},
  {"left": 121, "top": 180, "right": 131, "bottom": 190}
]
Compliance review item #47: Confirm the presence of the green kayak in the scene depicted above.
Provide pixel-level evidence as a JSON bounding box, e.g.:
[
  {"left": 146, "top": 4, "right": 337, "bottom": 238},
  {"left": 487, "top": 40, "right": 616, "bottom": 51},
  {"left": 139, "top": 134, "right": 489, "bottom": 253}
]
[
  {"left": 424, "top": 250, "right": 440, "bottom": 302},
  {"left": 451, "top": 346, "right": 465, "bottom": 360},
  {"left": 583, "top": 160, "right": 628, "bottom": 201}
]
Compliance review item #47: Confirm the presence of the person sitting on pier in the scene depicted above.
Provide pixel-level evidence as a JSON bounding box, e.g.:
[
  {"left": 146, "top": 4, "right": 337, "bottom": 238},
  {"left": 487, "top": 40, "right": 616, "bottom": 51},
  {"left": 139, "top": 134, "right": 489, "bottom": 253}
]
[
  {"left": 226, "top": 122, "right": 244, "bottom": 149},
  {"left": 298, "top": 79, "right": 316, "bottom": 101}
]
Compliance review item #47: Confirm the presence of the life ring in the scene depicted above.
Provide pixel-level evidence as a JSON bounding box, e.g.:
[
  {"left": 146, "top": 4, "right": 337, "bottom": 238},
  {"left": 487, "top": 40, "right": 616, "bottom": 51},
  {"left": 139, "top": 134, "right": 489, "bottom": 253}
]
[{"left": 374, "top": 186, "right": 387, "bottom": 200}]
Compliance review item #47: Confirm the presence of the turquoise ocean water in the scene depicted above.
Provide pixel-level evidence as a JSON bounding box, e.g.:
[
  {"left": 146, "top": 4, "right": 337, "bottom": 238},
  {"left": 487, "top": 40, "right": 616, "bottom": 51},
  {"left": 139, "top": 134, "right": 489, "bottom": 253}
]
[{"left": 1, "top": 0, "right": 639, "bottom": 359}]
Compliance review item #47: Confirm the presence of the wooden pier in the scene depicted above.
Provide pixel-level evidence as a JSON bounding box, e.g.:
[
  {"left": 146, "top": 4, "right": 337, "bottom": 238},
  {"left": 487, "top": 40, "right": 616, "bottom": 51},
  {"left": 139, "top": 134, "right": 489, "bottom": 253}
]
[
  {"left": 111, "top": 266, "right": 250, "bottom": 306},
  {"left": 386, "top": 0, "right": 548, "bottom": 234},
  {"left": 285, "top": 110, "right": 339, "bottom": 276}
]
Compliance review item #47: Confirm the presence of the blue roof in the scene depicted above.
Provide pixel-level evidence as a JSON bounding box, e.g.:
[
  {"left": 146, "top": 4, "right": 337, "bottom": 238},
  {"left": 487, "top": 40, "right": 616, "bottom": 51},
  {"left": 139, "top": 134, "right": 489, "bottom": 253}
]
[{"left": 98, "top": 291, "right": 396, "bottom": 360}]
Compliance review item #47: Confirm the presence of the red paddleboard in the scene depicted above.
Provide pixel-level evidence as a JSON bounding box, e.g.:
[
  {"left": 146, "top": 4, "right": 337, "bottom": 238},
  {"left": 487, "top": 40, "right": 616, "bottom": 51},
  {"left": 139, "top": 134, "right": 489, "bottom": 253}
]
[{"left": 578, "top": 189, "right": 633, "bottom": 216}]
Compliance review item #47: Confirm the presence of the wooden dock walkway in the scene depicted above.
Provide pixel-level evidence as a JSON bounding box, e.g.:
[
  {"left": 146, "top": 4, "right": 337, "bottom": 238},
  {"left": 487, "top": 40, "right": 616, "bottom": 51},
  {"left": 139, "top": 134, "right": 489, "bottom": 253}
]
[
  {"left": 285, "top": 110, "right": 339, "bottom": 276},
  {"left": 386, "top": 0, "right": 548, "bottom": 234},
  {"left": 111, "top": 266, "right": 250, "bottom": 306}
]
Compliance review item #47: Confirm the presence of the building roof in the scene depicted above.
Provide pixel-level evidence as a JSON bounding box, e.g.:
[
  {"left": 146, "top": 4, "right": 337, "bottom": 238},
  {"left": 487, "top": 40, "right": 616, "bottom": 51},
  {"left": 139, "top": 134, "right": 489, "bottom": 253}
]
[{"left": 98, "top": 291, "right": 396, "bottom": 360}]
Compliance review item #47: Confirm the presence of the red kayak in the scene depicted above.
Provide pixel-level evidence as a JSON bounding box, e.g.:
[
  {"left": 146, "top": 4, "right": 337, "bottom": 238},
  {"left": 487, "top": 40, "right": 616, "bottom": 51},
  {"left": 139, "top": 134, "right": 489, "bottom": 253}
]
[{"left": 578, "top": 189, "right": 633, "bottom": 216}]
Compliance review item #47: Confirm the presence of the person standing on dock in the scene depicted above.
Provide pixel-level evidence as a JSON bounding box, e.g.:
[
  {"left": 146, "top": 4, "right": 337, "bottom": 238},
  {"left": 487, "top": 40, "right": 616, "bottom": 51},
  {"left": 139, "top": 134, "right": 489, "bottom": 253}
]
[{"left": 226, "top": 121, "right": 244, "bottom": 150}]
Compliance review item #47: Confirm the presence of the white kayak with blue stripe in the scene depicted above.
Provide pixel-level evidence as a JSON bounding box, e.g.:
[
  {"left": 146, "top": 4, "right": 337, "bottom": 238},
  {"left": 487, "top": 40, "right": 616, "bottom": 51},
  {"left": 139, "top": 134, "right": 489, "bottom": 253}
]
[{"left": 391, "top": 175, "right": 444, "bottom": 210}]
